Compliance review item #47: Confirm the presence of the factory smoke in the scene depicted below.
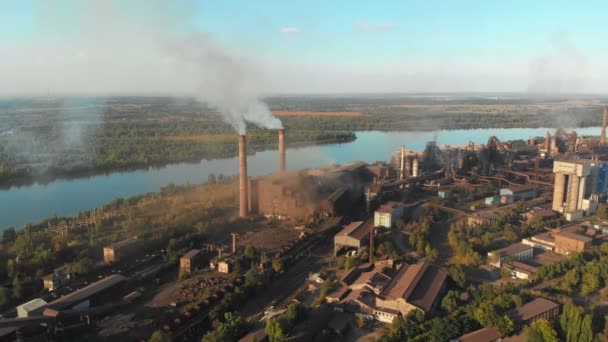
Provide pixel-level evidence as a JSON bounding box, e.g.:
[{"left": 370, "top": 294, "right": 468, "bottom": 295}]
[{"left": 0, "top": 1, "right": 282, "bottom": 135}]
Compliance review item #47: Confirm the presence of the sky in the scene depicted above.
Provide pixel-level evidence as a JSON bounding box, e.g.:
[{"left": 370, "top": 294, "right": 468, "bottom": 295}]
[{"left": 1, "top": 0, "right": 607, "bottom": 95}]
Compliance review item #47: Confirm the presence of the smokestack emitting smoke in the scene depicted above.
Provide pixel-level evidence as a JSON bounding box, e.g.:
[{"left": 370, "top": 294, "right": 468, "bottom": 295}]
[
  {"left": 601, "top": 107, "right": 607, "bottom": 146},
  {"left": 279, "top": 129, "right": 286, "bottom": 172},
  {"left": 239, "top": 135, "right": 248, "bottom": 217}
]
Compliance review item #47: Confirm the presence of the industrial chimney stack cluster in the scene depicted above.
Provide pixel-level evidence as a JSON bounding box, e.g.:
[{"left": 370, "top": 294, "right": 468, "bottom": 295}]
[{"left": 238, "top": 129, "right": 286, "bottom": 218}]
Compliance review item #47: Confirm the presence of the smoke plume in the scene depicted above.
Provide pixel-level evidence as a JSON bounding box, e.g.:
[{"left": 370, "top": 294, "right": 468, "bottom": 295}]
[{"left": 0, "top": 0, "right": 282, "bottom": 135}]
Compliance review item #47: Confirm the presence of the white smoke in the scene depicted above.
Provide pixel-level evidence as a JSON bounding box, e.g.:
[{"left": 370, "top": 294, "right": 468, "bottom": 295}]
[
  {"left": 0, "top": 0, "right": 282, "bottom": 135},
  {"left": 168, "top": 32, "right": 282, "bottom": 134}
]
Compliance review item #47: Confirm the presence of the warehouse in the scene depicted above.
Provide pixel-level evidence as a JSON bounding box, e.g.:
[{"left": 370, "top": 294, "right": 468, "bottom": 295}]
[
  {"left": 334, "top": 221, "right": 372, "bottom": 256},
  {"left": 44, "top": 275, "right": 127, "bottom": 313},
  {"left": 103, "top": 237, "right": 143, "bottom": 264},
  {"left": 16, "top": 298, "right": 48, "bottom": 318},
  {"left": 373, "top": 202, "right": 405, "bottom": 228}
]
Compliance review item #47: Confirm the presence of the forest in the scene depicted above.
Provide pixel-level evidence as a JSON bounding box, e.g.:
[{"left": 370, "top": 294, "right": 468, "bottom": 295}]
[{"left": 1, "top": 95, "right": 607, "bottom": 185}]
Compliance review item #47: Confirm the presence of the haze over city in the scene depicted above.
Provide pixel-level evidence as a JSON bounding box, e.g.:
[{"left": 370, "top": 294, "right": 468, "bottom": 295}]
[
  {"left": 3, "top": 1, "right": 608, "bottom": 342},
  {"left": 1, "top": 0, "right": 607, "bottom": 95}
]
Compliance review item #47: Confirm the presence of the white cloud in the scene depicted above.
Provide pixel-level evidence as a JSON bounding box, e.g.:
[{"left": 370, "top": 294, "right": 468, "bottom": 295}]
[
  {"left": 355, "top": 21, "right": 394, "bottom": 33},
  {"left": 280, "top": 27, "right": 301, "bottom": 35}
]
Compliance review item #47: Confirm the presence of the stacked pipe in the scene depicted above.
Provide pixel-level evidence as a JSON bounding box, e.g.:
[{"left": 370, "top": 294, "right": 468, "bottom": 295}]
[
  {"left": 279, "top": 129, "right": 286, "bottom": 172},
  {"left": 239, "top": 135, "right": 248, "bottom": 217}
]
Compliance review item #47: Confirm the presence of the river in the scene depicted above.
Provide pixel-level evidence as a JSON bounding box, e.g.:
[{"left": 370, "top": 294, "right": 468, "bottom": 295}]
[{"left": 0, "top": 127, "right": 602, "bottom": 229}]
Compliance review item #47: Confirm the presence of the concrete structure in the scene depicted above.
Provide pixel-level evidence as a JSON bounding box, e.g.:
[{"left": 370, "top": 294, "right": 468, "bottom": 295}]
[
  {"left": 468, "top": 210, "right": 499, "bottom": 227},
  {"left": 454, "top": 327, "right": 502, "bottom": 342},
  {"left": 510, "top": 298, "right": 560, "bottom": 327},
  {"left": 249, "top": 162, "right": 372, "bottom": 222},
  {"left": 239, "top": 135, "right": 248, "bottom": 217},
  {"left": 506, "top": 261, "right": 538, "bottom": 280},
  {"left": 41, "top": 264, "right": 71, "bottom": 291},
  {"left": 375, "top": 262, "right": 447, "bottom": 317},
  {"left": 330, "top": 262, "right": 446, "bottom": 323},
  {"left": 487, "top": 243, "right": 534, "bottom": 268},
  {"left": 334, "top": 221, "right": 372, "bottom": 255},
  {"left": 552, "top": 159, "right": 608, "bottom": 218},
  {"left": 218, "top": 259, "right": 233, "bottom": 274},
  {"left": 522, "top": 233, "right": 556, "bottom": 252},
  {"left": 554, "top": 231, "right": 593, "bottom": 255},
  {"left": 16, "top": 298, "right": 48, "bottom": 318},
  {"left": 279, "top": 129, "right": 286, "bottom": 172},
  {"left": 500, "top": 184, "right": 537, "bottom": 201},
  {"left": 103, "top": 237, "right": 143, "bottom": 264},
  {"left": 373, "top": 201, "right": 405, "bottom": 228},
  {"left": 44, "top": 275, "right": 127, "bottom": 313},
  {"left": 180, "top": 249, "right": 202, "bottom": 274}
]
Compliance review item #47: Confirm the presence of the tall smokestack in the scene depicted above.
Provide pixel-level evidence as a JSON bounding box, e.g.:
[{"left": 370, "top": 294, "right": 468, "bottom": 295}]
[
  {"left": 601, "top": 107, "right": 607, "bottom": 146},
  {"left": 239, "top": 135, "right": 248, "bottom": 217},
  {"left": 399, "top": 146, "right": 405, "bottom": 180},
  {"left": 544, "top": 131, "right": 551, "bottom": 151},
  {"left": 279, "top": 129, "right": 286, "bottom": 172}
]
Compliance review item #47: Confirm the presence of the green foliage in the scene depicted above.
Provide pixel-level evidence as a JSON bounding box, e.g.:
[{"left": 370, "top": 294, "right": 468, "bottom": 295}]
[
  {"left": 202, "top": 312, "right": 249, "bottom": 342},
  {"left": 441, "top": 290, "right": 460, "bottom": 314},
  {"left": 244, "top": 245, "right": 257, "bottom": 260},
  {"left": 0, "top": 286, "right": 8, "bottom": 306},
  {"left": 597, "top": 203, "right": 607, "bottom": 220},
  {"left": 72, "top": 257, "right": 95, "bottom": 275},
  {"left": 148, "top": 330, "right": 171, "bottom": 342},
  {"left": 271, "top": 258, "right": 284, "bottom": 274},
  {"left": 525, "top": 319, "right": 559, "bottom": 342},
  {"left": 448, "top": 264, "right": 467, "bottom": 288},
  {"left": 11, "top": 276, "right": 22, "bottom": 299},
  {"left": 266, "top": 317, "right": 288, "bottom": 342}
]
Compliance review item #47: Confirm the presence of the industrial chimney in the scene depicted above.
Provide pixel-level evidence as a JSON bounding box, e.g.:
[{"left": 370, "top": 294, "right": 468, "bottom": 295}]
[
  {"left": 601, "top": 107, "right": 607, "bottom": 146},
  {"left": 279, "top": 129, "right": 286, "bottom": 172},
  {"left": 238, "top": 135, "right": 248, "bottom": 217},
  {"left": 399, "top": 146, "right": 405, "bottom": 180},
  {"left": 544, "top": 131, "right": 551, "bottom": 151}
]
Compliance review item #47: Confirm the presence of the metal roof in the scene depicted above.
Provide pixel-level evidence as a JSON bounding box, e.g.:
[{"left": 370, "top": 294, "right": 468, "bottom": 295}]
[{"left": 16, "top": 298, "right": 47, "bottom": 313}]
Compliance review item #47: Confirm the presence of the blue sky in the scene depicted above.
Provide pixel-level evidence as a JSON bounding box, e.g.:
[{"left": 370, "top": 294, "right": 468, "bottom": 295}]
[{"left": 1, "top": 0, "right": 607, "bottom": 94}]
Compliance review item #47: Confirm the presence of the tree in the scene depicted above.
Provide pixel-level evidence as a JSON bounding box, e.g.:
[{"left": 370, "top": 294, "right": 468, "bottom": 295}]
[
  {"left": 284, "top": 302, "right": 304, "bottom": 323},
  {"left": 244, "top": 245, "right": 257, "bottom": 260},
  {"left": 12, "top": 276, "right": 22, "bottom": 299},
  {"left": 271, "top": 258, "right": 284, "bottom": 274},
  {"left": 441, "top": 290, "right": 459, "bottom": 314},
  {"left": 448, "top": 264, "right": 466, "bottom": 288},
  {"left": 525, "top": 319, "right": 559, "bottom": 342},
  {"left": 148, "top": 330, "right": 171, "bottom": 342},
  {"left": 266, "top": 317, "right": 288, "bottom": 342},
  {"left": 2, "top": 227, "right": 16, "bottom": 244},
  {"left": 0, "top": 286, "right": 8, "bottom": 306},
  {"left": 597, "top": 203, "right": 607, "bottom": 219},
  {"left": 578, "top": 315, "right": 593, "bottom": 342}
]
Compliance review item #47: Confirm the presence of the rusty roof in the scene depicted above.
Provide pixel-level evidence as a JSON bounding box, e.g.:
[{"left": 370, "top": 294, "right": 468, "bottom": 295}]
[
  {"left": 336, "top": 221, "right": 372, "bottom": 241},
  {"left": 458, "top": 327, "right": 501, "bottom": 342},
  {"left": 556, "top": 231, "right": 593, "bottom": 243},
  {"left": 513, "top": 298, "right": 559, "bottom": 322},
  {"left": 382, "top": 262, "right": 448, "bottom": 312}
]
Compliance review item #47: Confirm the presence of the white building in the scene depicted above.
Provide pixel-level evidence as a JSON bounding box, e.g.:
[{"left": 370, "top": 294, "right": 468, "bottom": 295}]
[
  {"left": 487, "top": 243, "right": 534, "bottom": 268},
  {"left": 16, "top": 298, "right": 47, "bottom": 317},
  {"left": 374, "top": 202, "right": 405, "bottom": 228}
]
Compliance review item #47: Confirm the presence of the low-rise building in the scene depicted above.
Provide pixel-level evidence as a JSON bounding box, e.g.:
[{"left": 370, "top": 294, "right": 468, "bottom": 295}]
[
  {"left": 554, "top": 231, "right": 593, "bottom": 255},
  {"left": 500, "top": 184, "right": 537, "bottom": 201},
  {"left": 334, "top": 221, "right": 372, "bottom": 256},
  {"left": 16, "top": 298, "right": 48, "bottom": 317},
  {"left": 44, "top": 275, "right": 127, "bottom": 313},
  {"left": 218, "top": 259, "right": 234, "bottom": 274},
  {"left": 506, "top": 261, "right": 538, "bottom": 280},
  {"left": 487, "top": 243, "right": 534, "bottom": 268},
  {"left": 454, "top": 327, "right": 502, "bottom": 342},
  {"left": 468, "top": 210, "right": 499, "bottom": 227},
  {"left": 522, "top": 209, "right": 560, "bottom": 223},
  {"left": 510, "top": 298, "right": 560, "bottom": 327},
  {"left": 374, "top": 202, "right": 405, "bottom": 228},
  {"left": 41, "top": 264, "right": 71, "bottom": 291},
  {"left": 103, "top": 237, "right": 143, "bottom": 264},
  {"left": 180, "top": 249, "right": 202, "bottom": 274}
]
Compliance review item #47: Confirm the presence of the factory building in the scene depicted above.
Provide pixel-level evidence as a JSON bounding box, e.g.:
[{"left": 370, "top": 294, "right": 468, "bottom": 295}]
[
  {"left": 334, "top": 221, "right": 372, "bottom": 256},
  {"left": 500, "top": 184, "right": 537, "bottom": 201},
  {"left": 487, "top": 243, "right": 534, "bottom": 268},
  {"left": 41, "top": 264, "right": 71, "bottom": 291},
  {"left": 373, "top": 202, "right": 405, "bottom": 228},
  {"left": 16, "top": 298, "right": 48, "bottom": 318},
  {"left": 249, "top": 162, "right": 373, "bottom": 222},
  {"left": 103, "top": 237, "right": 143, "bottom": 264},
  {"left": 44, "top": 275, "right": 127, "bottom": 314},
  {"left": 554, "top": 231, "right": 593, "bottom": 255},
  {"left": 180, "top": 249, "right": 202, "bottom": 274},
  {"left": 510, "top": 298, "right": 560, "bottom": 328},
  {"left": 552, "top": 159, "right": 608, "bottom": 220}
]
